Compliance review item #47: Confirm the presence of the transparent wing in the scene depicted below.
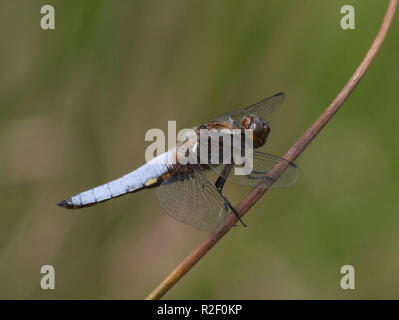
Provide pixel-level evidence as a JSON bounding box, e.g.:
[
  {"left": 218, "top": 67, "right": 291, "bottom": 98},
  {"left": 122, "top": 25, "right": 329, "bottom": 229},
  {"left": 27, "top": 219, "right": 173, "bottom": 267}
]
[
  {"left": 217, "top": 92, "right": 285, "bottom": 122},
  {"left": 209, "top": 149, "right": 299, "bottom": 188},
  {"left": 156, "top": 165, "right": 229, "bottom": 232}
]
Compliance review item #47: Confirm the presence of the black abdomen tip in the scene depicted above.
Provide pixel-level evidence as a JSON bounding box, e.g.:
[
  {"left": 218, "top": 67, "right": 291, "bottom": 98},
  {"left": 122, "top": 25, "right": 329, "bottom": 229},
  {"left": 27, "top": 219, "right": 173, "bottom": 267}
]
[{"left": 57, "top": 199, "right": 74, "bottom": 209}]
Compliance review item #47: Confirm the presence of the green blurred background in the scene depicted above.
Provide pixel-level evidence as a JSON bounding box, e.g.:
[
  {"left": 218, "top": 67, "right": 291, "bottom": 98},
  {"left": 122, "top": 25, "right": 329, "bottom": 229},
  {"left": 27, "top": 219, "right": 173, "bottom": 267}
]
[{"left": 0, "top": 0, "right": 398, "bottom": 299}]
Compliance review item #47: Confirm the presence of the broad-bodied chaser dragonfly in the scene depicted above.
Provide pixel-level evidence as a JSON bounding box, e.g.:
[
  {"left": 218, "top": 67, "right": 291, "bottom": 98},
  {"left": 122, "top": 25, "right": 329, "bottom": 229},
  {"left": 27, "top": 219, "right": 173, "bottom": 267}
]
[{"left": 58, "top": 92, "right": 299, "bottom": 231}]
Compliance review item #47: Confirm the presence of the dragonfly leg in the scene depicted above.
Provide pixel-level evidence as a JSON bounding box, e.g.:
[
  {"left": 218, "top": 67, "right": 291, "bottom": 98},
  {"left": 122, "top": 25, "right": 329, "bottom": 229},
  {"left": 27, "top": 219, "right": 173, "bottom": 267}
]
[{"left": 215, "top": 167, "right": 247, "bottom": 228}]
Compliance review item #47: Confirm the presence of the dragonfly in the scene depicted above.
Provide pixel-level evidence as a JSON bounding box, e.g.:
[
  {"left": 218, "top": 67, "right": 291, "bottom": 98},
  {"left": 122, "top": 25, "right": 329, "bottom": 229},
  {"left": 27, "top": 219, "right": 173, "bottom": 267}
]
[{"left": 57, "top": 92, "right": 299, "bottom": 231}]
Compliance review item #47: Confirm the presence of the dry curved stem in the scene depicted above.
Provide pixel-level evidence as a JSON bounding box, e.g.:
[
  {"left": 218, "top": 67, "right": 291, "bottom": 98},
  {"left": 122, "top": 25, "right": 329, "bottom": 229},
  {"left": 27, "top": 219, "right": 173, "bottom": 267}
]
[{"left": 145, "top": 0, "right": 398, "bottom": 300}]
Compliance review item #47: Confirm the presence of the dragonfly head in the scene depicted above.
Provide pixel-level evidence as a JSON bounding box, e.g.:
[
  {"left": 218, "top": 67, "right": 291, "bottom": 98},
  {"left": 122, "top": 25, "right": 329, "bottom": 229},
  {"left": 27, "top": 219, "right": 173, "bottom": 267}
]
[{"left": 241, "top": 114, "right": 270, "bottom": 148}]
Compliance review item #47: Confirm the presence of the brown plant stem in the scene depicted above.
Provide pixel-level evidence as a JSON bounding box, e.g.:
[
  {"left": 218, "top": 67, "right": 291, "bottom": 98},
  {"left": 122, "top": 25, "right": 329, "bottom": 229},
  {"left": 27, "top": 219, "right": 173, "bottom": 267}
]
[{"left": 145, "top": 0, "right": 398, "bottom": 300}]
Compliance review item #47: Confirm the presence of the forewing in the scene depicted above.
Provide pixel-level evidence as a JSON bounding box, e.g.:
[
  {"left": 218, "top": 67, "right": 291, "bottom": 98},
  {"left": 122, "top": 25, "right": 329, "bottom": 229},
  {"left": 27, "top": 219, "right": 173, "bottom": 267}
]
[
  {"left": 217, "top": 92, "right": 285, "bottom": 122},
  {"left": 156, "top": 165, "right": 228, "bottom": 232},
  {"left": 209, "top": 150, "right": 299, "bottom": 188}
]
